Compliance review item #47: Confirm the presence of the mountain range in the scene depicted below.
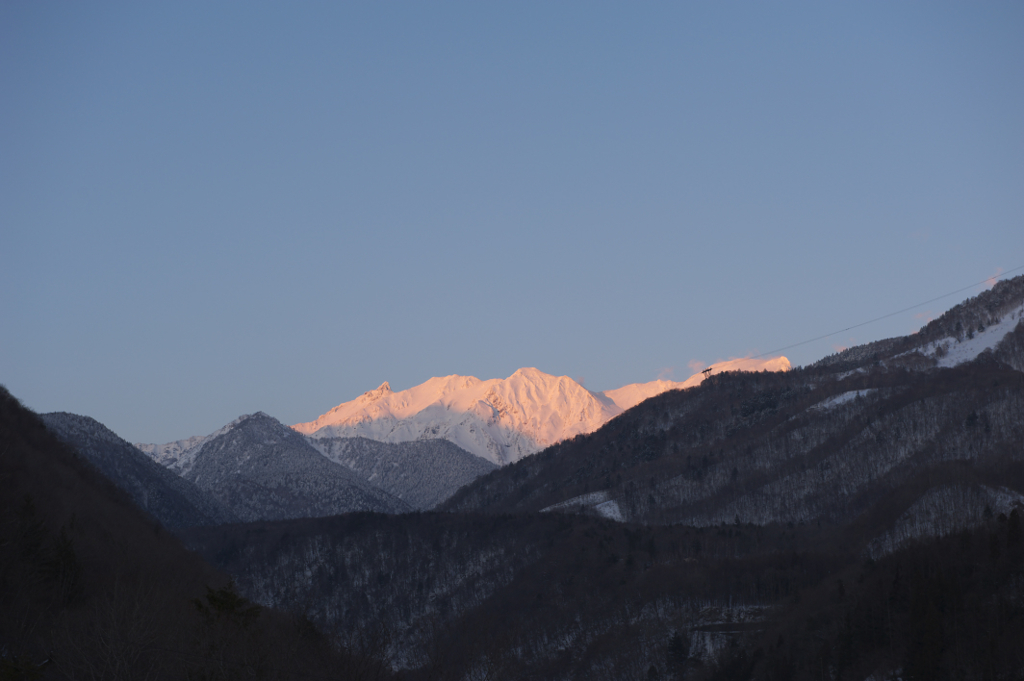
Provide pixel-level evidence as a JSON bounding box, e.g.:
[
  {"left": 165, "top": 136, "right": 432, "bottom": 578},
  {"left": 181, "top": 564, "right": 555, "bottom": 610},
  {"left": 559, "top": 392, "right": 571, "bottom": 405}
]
[
  {"left": 58, "top": 275, "right": 1024, "bottom": 528},
  {"left": 292, "top": 357, "right": 791, "bottom": 465},
  {"left": 12, "top": 274, "right": 1024, "bottom": 679},
  {"left": 173, "top": 411, "right": 410, "bottom": 521},
  {"left": 180, "top": 275, "right": 1024, "bottom": 678},
  {"left": 125, "top": 357, "right": 790, "bottom": 518}
]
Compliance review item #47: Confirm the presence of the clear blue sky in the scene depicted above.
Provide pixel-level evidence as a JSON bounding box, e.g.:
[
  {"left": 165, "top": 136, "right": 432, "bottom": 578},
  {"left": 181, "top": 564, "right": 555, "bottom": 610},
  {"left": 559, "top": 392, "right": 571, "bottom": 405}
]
[{"left": 2, "top": 3, "right": 1022, "bottom": 443}]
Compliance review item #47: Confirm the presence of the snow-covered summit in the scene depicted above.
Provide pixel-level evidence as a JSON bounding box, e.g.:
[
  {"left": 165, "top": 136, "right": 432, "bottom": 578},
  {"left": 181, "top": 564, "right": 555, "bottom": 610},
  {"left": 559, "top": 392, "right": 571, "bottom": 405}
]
[
  {"left": 293, "top": 358, "right": 790, "bottom": 465},
  {"left": 293, "top": 368, "right": 619, "bottom": 465}
]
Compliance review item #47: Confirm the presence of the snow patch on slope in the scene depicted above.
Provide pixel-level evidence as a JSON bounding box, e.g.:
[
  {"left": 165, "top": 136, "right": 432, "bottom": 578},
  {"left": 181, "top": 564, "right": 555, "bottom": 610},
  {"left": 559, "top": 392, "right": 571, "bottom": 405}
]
[
  {"left": 916, "top": 303, "right": 1023, "bottom": 367},
  {"left": 594, "top": 500, "right": 624, "bottom": 521},
  {"left": 810, "top": 389, "right": 876, "bottom": 411},
  {"left": 541, "top": 491, "right": 612, "bottom": 511},
  {"left": 541, "top": 490, "right": 624, "bottom": 521}
]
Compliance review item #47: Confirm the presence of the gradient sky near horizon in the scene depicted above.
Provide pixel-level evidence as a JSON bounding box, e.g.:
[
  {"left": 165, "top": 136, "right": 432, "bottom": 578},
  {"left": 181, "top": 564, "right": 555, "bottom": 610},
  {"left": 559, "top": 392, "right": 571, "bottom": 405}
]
[{"left": 2, "top": 3, "right": 1022, "bottom": 443}]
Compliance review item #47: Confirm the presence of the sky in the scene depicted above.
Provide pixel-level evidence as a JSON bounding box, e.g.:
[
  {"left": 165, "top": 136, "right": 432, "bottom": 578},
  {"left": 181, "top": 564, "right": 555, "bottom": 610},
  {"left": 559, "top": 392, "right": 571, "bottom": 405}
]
[{"left": 2, "top": 2, "right": 1022, "bottom": 444}]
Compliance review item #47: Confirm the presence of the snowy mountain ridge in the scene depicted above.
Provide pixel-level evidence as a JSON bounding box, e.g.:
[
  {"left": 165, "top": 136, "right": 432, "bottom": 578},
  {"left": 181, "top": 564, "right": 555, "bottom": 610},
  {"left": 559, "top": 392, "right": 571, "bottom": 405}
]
[
  {"left": 136, "top": 413, "right": 251, "bottom": 476},
  {"left": 293, "top": 358, "right": 791, "bottom": 465}
]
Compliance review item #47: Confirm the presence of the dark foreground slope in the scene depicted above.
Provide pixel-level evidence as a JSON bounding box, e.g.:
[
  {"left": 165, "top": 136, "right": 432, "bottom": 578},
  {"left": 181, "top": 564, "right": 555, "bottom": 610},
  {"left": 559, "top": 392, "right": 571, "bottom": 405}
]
[
  {"left": 184, "top": 510, "right": 842, "bottom": 678},
  {"left": 185, "top": 504, "right": 1024, "bottom": 680},
  {"left": 0, "top": 386, "right": 392, "bottom": 680}
]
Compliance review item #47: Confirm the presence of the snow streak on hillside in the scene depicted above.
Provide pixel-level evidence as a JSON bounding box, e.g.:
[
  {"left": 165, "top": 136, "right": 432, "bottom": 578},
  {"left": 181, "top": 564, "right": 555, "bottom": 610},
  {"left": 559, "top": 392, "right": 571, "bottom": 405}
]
[
  {"left": 914, "top": 302, "right": 1024, "bottom": 367},
  {"left": 293, "top": 359, "right": 790, "bottom": 465}
]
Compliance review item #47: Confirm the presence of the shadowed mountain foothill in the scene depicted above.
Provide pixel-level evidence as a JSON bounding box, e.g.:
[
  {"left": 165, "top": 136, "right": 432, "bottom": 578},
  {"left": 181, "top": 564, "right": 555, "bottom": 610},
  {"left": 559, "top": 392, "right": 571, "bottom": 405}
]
[{"left": 0, "top": 386, "right": 398, "bottom": 680}]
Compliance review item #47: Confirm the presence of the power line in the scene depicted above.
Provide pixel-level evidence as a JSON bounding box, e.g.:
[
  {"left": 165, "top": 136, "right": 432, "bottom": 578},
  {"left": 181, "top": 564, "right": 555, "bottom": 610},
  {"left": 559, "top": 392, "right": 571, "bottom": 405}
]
[{"left": 751, "top": 265, "right": 1024, "bottom": 360}]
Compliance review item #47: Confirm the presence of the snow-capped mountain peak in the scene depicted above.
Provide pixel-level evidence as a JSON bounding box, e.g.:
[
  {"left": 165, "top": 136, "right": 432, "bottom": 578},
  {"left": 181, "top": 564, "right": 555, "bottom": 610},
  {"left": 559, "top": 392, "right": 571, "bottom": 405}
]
[
  {"left": 293, "top": 368, "right": 620, "bottom": 465},
  {"left": 362, "top": 382, "right": 392, "bottom": 402},
  {"left": 293, "top": 359, "right": 790, "bottom": 465}
]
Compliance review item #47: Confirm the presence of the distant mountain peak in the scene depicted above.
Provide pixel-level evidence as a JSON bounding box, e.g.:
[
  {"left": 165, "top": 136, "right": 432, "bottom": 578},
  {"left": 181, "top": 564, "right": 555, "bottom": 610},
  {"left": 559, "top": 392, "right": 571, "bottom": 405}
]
[
  {"left": 293, "top": 360, "right": 790, "bottom": 465},
  {"left": 164, "top": 410, "right": 409, "bottom": 521}
]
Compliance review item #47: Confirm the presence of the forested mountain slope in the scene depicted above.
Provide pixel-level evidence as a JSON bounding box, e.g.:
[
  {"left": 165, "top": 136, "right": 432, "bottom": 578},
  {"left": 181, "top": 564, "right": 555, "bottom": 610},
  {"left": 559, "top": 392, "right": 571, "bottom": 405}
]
[
  {"left": 813, "top": 274, "right": 1024, "bottom": 370},
  {"left": 310, "top": 436, "right": 496, "bottom": 510},
  {"left": 443, "top": 357, "right": 1024, "bottom": 535},
  {"left": 40, "top": 411, "right": 239, "bottom": 529},
  {"left": 443, "top": 278, "right": 1024, "bottom": 544},
  {"left": 185, "top": 495, "right": 1024, "bottom": 680},
  {"left": 181, "top": 412, "right": 411, "bottom": 521},
  {"left": 184, "top": 510, "right": 840, "bottom": 677}
]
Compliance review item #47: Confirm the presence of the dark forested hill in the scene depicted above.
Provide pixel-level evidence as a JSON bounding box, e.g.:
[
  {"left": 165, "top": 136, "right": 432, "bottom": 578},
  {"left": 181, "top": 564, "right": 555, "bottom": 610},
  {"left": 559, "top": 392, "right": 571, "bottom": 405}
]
[
  {"left": 0, "top": 386, "right": 394, "bottom": 680},
  {"left": 183, "top": 510, "right": 846, "bottom": 678},
  {"left": 184, "top": 498, "right": 1024, "bottom": 680}
]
